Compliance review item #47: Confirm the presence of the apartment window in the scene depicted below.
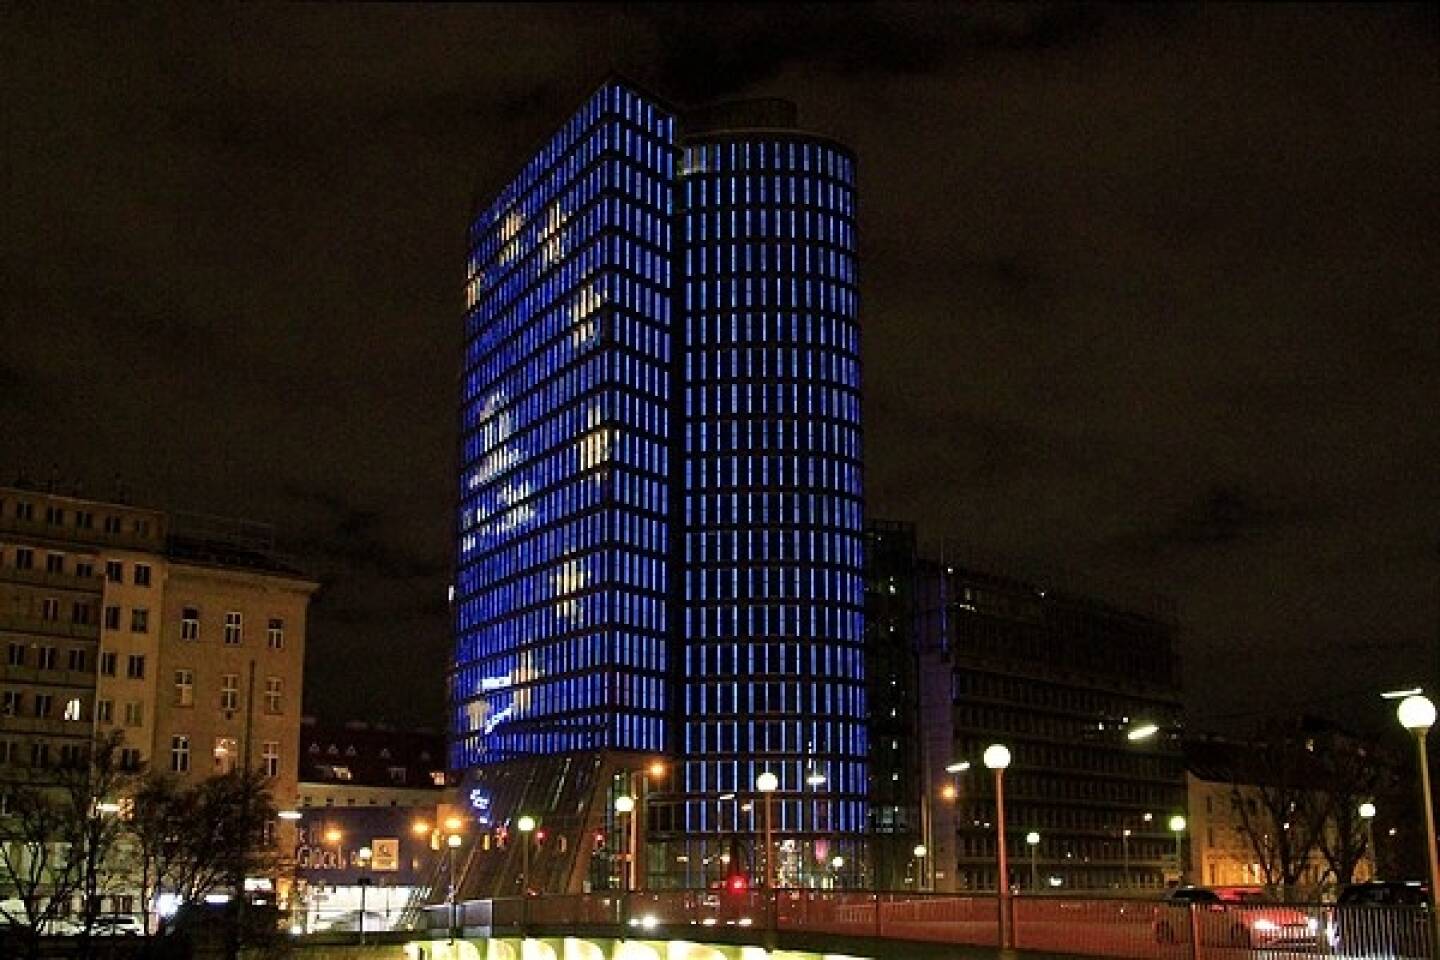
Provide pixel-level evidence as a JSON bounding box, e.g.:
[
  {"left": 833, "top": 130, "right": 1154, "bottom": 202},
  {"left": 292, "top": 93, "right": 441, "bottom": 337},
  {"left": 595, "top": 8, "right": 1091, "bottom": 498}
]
[
  {"left": 267, "top": 618, "right": 284, "bottom": 650},
  {"left": 71, "top": 602, "right": 91, "bottom": 625},
  {"left": 59, "top": 743, "right": 84, "bottom": 766},
  {"left": 100, "top": 652, "right": 117, "bottom": 676},
  {"left": 220, "top": 674, "right": 240, "bottom": 711},
  {"left": 171, "top": 735, "right": 190, "bottom": 773},
  {"left": 15, "top": 501, "right": 34, "bottom": 521},
  {"left": 103, "top": 516, "right": 122, "bottom": 534},
  {"left": 174, "top": 669, "right": 194, "bottom": 706},
  {"left": 126, "top": 654, "right": 145, "bottom": 680},
  {"left": 263, "top": 741, "right": 280, "bottom": 778},
  {"left": 96, "top": 699, "right": 113, "bottom": 724},
  {"left": 104, "top": 605, "right": 121, "bottom": 630},
  {"left": 264, "top": 677, "right": 282, "bottom": 714},
  {"left": 45, "top": 505, "right": 64, "bottom": 525},
  {"left": 30, "top": 743, "right": 49, "bottom": 768},
  {"left": 120, "top": 748, "right": 141, "bottom": 771},
  {"left": 67, "top": 648, "right": 86, "bottom": 672},
  {"left": 105, "top": 560, "right": 122, "bottom": 582},
  {"left": 134, "top": 519, "right": 151, "bottom": 537},
  {"left": 224, "top": 611, "right": 242, "bottom": 645},
  {"left": 124, "top": 701, "right": 143, "bottom": 727},
  {"left": 37, "top": 646, "right": 56, "bottom": 670},
  {"left": 75, "top": 511, "right": 94, "bottom": 530},
  {"left": 130, "top": 608, "right": 149, "bottom": 633},
  {"left": 15, "top": 547, "right": 33, "bottom": 570},
  {"left": 34, "top": 694, "right": 52, "bottom": 718},
  {"left": 1, "top": 692, "right": 19, "bottom": 716},
  {"left": 181, "top": 607, "right": 200, "bottom": 641},
  {"left": 41, "top": 598, "right": 59, "bottom": 621},
  {"left": 388, "top": 766, "right": 407, "bottom": 785},
  {"left": 63, "top": 698, "right": 83, "bottom": 722},
  {"left": 6, "top": 644, "right": 23, "bottom": 667},
  {"left": 75, "top": 560, "right": 94, "bottom": 578},
  {"left": 0, "top": 741, "right": 15, "bottom": 765},
  {"left": 133, "top": 563, "right": 151, "bottom": 587},
  {"left": 46, "top": 553, "right": 65, "bottom": 573},
  {"left": 214, "top": 736, "right": 238, "bottom": 774}
]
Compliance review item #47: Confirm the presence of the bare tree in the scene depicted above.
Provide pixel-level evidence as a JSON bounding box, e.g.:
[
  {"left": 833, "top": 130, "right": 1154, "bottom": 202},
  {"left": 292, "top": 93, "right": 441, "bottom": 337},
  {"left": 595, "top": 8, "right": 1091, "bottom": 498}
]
[
  {"left": 1313, "top": 742, "right": 1379, "bottom": 889},
  {"left": 1227, "top": 733, "right": 1329, "bottom": 900}
]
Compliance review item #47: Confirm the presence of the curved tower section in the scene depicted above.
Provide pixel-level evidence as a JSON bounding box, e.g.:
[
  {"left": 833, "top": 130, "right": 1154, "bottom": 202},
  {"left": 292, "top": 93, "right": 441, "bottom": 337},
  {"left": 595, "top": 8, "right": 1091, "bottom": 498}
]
[{"left": 675, "top": 126, "right": 867, "bottom": 882}]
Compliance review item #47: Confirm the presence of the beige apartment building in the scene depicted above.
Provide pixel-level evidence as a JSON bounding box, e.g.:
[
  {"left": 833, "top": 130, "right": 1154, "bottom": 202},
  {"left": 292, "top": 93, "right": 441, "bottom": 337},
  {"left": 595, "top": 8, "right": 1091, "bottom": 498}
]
[{"left": 0, "top": 485, "right": 316, "bottom": 821}]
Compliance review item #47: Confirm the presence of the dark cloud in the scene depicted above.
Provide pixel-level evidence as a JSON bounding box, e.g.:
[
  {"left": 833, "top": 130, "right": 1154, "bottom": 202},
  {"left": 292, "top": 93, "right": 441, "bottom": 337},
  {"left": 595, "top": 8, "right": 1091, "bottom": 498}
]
[{"left": 2, "top": 3, "right": 1436, "bottom": 731}]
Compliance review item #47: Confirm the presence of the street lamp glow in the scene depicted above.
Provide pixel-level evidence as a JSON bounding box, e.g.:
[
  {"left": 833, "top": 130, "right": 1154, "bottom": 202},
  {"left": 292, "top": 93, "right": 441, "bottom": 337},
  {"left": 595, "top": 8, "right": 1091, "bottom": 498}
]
[
  {"left": 1169, "top": 815, "right": 1187, "bottom": 833},
  {"left": 1383, "top": 687, "right": 1425, "bottom": 700},
  {"left": 277, "top": 809, "right": 303, "bottom": 821},
  {"left": 358, "top": 846, "right": 373, "bottom": 862},
  {"left": 445, "top": 816, "right": 465, "bottom": 831},
  {"left": 1026, "top": 831, "right": 1040, "bottom": 846},
  {"left": 945, "top": 761, "right": 971, "bottom": 773},
  {"left": 1127, "top": 724, "right": 1160, "bottom": 741},
  {"left": 1359, "top": 802, "right": 1377, "bottom": 820},
  {"left": 983, "top": 744, "right": 1011, "bottom": 770},
  {"left": 648, "top": 760, "right": 667, "bottom": 780},
  {"left": 615, "top": 795, "right": 636, "bottom": 814},
  {"left": 96, "top": 801, "right": 122, "bottom": 814},
  {"left": 325, "top": 829, "right": 342, "bottom": 844},
  {"left": 912, "top": 844, "right": 928, "bottom": 858},
  {"left": 1398, "top": 695, "right": 1437, "bottom": 732},
  {"left": 831, "top": 856, "right": 845, "bottom": 869},
  {"left": 412, "top": 820, "right": 432, "bottom": 835},
  {"left": 517, "top": 815, "right": 537, "bottom": 833},
  {"left": 756, "top": 772, "right": 779, "bottom": 793},
  {"left": 446, "top": 833, "right": 462, "bottom": 849}
]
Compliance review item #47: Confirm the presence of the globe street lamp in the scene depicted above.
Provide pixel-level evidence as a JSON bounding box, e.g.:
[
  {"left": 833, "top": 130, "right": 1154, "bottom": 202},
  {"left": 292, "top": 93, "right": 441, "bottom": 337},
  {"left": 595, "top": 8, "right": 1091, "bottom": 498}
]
[
  {"left": 1169, "top": 815, "right": 1187, "bottom": 884},
  {"left": 984, "top": 744, "right": 1012, "bottom": 949},
  {"left": 615, "top": 795, "right": 637, "bottom": 892},
  {"left": 1026, "top": 832, "right": 1041, "bottom": 891},
  {"left": 356, "top": 846, "right": 373, "bottom": 944},
  {"left": 756, "top": 772, "right": 779, "bottom": 889},
  {"left": 1358, "top": 802, "right": 1378, "bottom": 878},
  {"left": 517, "top": 815, "right": 538, "bottom": 894},
  {"left": 445, "top": 832, "right": 462, "bottom": 939},
  {"left": 1396, "top": 694, "right": 1440, "bottom": 944}
]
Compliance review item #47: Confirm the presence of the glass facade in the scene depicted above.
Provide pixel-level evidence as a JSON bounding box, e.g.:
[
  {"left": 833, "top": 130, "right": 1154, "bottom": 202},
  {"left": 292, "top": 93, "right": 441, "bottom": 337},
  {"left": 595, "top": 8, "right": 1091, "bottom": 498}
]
[
  {"left": 454, "top": 83, "right": 677, "bottom": 765},
  {"left": 453, "top": 81, "right": 868, "bottom": 888}
]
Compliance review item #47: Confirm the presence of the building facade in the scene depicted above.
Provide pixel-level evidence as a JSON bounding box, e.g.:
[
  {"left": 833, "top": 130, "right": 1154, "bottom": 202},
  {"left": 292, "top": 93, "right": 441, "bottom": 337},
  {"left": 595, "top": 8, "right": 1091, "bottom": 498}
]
[
  {"left": 917, "top": 558, "right": 1186, "bottom": 892},
  {"left": 452, "top": 80, "right": 867, "bottom": 891}
]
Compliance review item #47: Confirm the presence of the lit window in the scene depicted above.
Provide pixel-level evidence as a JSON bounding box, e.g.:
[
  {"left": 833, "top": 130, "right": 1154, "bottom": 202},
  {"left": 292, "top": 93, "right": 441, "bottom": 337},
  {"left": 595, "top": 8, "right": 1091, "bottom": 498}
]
[
  {"left": 213, "top": 736, "right": 238, "bottom": 774},
  {"left": 174, "top": 670, "right": 194, "bottom": 707},
  {"left": 171, "top": 735, "right": 190, "bottom": 773},
  {"left": 63, "top": 698, "right": 83, "bottom": 722}
]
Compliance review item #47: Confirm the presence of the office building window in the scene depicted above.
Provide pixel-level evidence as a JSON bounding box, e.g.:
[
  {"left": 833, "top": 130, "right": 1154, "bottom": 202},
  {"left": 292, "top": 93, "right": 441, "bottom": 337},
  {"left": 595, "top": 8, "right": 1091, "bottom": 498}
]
[
  {"left": 67, "top": 648, "right": 85, "bottom": 672},
  {"left": 171, "top": 735, "right": 190, "bottom": 773},
  {"left": 263, "top": 741, "right": 280, "bottom": 778},
  {"left": 96, "top": 699, "right": 113, "bottom": 724},
  {"left": 264, "top": 677, "right": 282, "bottom": 714},
  {"left": 104, "top": 605, "right": 121, "bottom": 630},
  {"left": 134, "top": 564, "right": 151, "bottom": 587},
  {"left": 224, "top": 611, "right": 242, "bottom": 645},
  {"left": 174, "top": 669, "right": 194, "bottom": 706},
  {"left": 130, "top": 608, "right": 149, "bottom": 633},
  {"left": 181, "top": 607, "right": 200, "bottom": 641},
  {"left": 220, "top": 673, "right": 240, "bottom": 711},
  {"left": 124, "top": 701, "right": 143, "bottom": 727},
  {"left": 126, "top": 654, "right": 145, "bottom": 680},
  {"left": 14, "top": 547, "right": 33, "bottom": 570},
  {"left": 6, "top": 644, "right": 22, "bottom": 667},
  {"left": 267, "top": 618, "right": 284, "bottom": 650},
  {"left": 105, "top": 560, "right": 122, "bottom": 582}
]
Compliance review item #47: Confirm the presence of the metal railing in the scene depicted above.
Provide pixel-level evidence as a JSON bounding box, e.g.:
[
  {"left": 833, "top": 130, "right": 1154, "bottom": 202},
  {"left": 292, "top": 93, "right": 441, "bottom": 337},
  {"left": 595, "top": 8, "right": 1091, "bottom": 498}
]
[{"left": 414, "top": 891, "right": 1434, "bottom": 960}]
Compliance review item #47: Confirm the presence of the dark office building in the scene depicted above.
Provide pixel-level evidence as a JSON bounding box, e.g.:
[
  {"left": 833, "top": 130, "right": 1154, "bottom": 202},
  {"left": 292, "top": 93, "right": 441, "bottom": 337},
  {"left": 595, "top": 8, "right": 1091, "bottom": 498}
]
[
  {"left": 451, "top": 79, "right": 866, "bottom": 892},
  {"left": 918, "top": 558, "right": 1186, "bottom": 892}
]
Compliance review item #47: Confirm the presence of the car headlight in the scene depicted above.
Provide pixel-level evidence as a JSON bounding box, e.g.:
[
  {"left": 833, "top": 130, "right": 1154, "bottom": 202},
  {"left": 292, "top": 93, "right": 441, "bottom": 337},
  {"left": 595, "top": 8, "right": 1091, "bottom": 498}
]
[{"left": 1253, "top": 919, "right": 1278, "bottom": 931}]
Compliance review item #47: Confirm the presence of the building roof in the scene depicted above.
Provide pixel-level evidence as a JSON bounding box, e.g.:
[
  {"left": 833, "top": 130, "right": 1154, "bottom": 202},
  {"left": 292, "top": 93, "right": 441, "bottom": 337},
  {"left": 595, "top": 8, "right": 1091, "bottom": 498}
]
[{"left": 298, "top": 718, "right": 447, "bottom": 790}]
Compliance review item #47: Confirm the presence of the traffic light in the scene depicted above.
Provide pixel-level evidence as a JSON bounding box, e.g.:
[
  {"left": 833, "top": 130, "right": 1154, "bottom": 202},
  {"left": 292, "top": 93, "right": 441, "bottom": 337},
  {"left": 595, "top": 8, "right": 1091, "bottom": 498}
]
[{"left": 726, "top": 875, "right": 748, "bottom": 894}]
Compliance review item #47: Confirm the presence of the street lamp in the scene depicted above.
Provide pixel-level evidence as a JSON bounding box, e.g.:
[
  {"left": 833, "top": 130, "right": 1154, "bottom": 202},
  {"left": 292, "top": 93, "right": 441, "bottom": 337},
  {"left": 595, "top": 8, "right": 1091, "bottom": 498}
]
[
  {"left": 445, "top": 832, "right": 462, "bottom": 939},
  {"left": 517, "top": 815, "right": 537, "bottom": 896},
  {"left": 757, "top": 772, "right": 779, "bottom": 889},
  {"left": 1169, "top": 815, "right": 1187, "bottom": 884},
  {"left": 1396, "top": 694, "right": 1440, "bottom": 944},
  {"left": 356, "top": 846, "right": 373, "bottom": 944},
  {"left": 1026, "top": 832, "right": 1041, "bottom": 891},
  {"left": 984, "top": 744, "right": 1012, "bottom": 949},
  {"left": 1122, "top": 828, "right": 1133, "bottom": 888},
  {"left": 1358, "top": 802, "right": 1378, "bottom": 878},
  {"left": 615, "top": 795, "right": 637, "bottom": 891}
]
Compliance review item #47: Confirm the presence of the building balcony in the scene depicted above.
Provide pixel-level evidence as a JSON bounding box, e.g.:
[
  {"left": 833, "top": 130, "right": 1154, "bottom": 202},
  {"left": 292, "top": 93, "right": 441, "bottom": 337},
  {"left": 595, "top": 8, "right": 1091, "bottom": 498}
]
[
  {"left": 0, "top": 565, "right": 104, "bottom": 593},
  {"left": 0, "top": 612, "right": 100, "bottom": 641},
  {"left": 0, "top": 714, "right": 92, "bottom": 737}
]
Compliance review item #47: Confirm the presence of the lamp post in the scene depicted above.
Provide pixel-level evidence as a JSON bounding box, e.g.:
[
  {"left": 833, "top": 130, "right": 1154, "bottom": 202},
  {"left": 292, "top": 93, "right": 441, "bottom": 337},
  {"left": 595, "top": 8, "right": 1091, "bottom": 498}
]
[
  {"left": 1121, "top": 828, "right": 1132, "bottom": 889},
  {"left": 1169, "top": 815, "right": 1187, "bottom": 885},
  {"left": 615, "top": 795, "right": 636, "bottom": 892},
  {"left": 446, "top": 833, "right": 462, "bottom": 939},
  {"left": 517, "top": 815, "right": 537, "bottom": 894},
  {"left": 984, "top": 744, "right": 1012, "bottom": 949},
  {"left": 1396, "top": 694, "right": 1440, "bottom": 949},
  {"left": 1358, "top": 802, "right": 1378, "bottom": 879},
  {"left": 757, "top": 772, "right": 779, "bottom": 889},
  {"left": 1026, "top": 832, "right": 1041, "bottom": 892},
  {"left": 355, "top": 846, "right": 373, "bottom": 944}
]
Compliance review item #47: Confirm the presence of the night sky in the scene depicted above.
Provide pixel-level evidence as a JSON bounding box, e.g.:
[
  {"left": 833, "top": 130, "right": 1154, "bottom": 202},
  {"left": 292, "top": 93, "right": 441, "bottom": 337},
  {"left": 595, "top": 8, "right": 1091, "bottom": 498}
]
[{"left": 3, "top": 4, "right": 1436, "bottom": 736}]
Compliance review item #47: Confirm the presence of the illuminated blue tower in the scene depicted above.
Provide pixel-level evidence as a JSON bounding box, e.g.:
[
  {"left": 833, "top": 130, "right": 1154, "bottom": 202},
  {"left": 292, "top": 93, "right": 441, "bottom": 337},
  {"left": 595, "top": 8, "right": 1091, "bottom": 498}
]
[{"left": 453, "top": 81, "right": 866, "bottom": 890}]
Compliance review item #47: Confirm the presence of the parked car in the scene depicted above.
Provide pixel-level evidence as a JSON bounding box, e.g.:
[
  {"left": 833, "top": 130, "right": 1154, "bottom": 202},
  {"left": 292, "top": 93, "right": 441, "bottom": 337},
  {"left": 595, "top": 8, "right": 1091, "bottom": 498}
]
[
  {"left": 1330, "top": 881, "right": 1431, "bottom": 958},
  {"left": 88, "top": 914, "right": 144, "bottom": 936},
  {"left": 1155, "top": 886, "right": 1319, "bottom": 949}
]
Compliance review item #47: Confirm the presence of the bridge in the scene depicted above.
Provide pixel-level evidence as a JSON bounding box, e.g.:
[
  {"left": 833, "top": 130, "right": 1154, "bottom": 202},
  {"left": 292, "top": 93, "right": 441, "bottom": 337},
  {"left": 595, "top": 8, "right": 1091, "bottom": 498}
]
[{"left": 400, "top": 891, "right": 1432, "bottom": 960}]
